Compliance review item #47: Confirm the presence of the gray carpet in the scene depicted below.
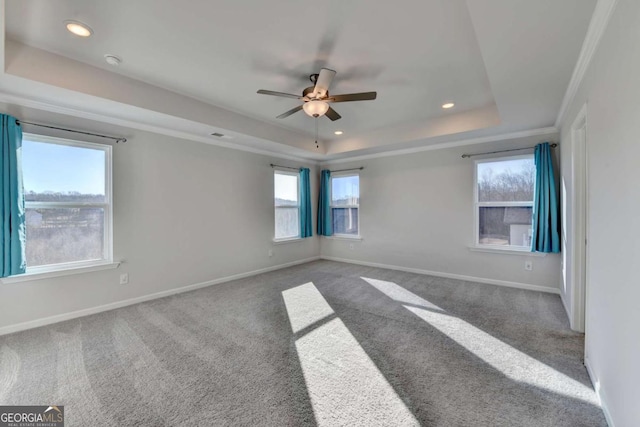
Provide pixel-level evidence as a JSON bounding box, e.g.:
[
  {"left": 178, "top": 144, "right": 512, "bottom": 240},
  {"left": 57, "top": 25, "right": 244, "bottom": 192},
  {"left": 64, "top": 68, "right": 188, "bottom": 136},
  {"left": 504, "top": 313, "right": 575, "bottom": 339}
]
[{"left": 0, "top": 260, "right": 606, "bottom": 426}]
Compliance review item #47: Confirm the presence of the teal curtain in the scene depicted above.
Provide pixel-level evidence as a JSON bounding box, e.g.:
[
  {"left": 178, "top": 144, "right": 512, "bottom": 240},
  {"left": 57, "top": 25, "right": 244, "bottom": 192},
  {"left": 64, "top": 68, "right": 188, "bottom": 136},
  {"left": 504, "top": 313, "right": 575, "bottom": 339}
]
[
  {"left": 531, "top": 142, "right": 560, "bottom": 253},
  {"left": 299, "top": 168, "right": 312, "bottom": 238},
  {"left": 317, "top": 169, "right": 332, "bottom": 236},
  {"left": 1, "top": 114, "right": 26, "bottom": 277}
]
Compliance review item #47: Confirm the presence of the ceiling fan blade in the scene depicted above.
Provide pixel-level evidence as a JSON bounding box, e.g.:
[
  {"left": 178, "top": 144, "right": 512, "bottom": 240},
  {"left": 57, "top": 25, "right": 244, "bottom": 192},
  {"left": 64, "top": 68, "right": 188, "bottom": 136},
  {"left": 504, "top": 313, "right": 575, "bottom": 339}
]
[
  {"left": 328, "top": 92, "right": 377, "bottom": 102},
  {"left": 257, "top": 89, "right": 303, "bottom": 100},
  {"left": 312, "top": 68, "right": 336, "bottom": 98},
  {"left": 276, "top": 105, "right": 303, "bottom": 119},
  {"left": 325, "top": 106, "right": 341, "bottom": 121}
]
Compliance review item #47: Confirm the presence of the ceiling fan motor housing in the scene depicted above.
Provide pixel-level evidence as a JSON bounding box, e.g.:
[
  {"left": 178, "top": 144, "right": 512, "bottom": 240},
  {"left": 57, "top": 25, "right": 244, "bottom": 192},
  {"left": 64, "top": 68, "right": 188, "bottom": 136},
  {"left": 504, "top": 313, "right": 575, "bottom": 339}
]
[{"left": 303, "top": 86, "right": 327, "bottom": 100}]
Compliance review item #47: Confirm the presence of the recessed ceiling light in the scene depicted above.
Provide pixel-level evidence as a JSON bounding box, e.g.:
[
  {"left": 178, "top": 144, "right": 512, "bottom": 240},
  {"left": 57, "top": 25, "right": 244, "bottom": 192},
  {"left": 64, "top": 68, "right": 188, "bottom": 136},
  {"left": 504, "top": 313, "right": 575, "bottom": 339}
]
[
  {"left": 442, "top": 102, "right": 455, "bottom": 109},
  {"left": 104, "top": 54, "right": 122, "bottom": 66},
  {"left": 334, "top": 130, "right": 344, "bottom": 135},
  {"left": 64, "top": 20, "right": 93, "bottom": 37}
]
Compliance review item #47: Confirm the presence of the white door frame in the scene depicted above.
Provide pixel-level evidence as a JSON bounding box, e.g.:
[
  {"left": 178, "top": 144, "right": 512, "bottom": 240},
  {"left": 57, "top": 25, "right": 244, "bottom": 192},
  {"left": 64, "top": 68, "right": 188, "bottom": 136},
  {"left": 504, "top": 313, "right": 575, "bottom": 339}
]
[{"left": 569, "top": 103, "right": 588, "bottom": 333}]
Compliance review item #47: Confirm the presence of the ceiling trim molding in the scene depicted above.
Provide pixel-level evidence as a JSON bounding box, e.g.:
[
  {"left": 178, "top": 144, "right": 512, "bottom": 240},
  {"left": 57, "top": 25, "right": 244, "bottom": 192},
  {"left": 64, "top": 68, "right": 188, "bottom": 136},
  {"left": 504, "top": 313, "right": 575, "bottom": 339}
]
[
  {"left": 0, "top": 92, "right": 558, "bottom": 166},
  {"left": 321, "top": 127, "right": 559, "bottom": 165},
  {"left": 555, "top": 0, "right": 618, "bottom": 129},
  {"left": 0, "top": 90, "right": 558, "bottom": 165},
  {"left": 0, "top": 91, "right": 319, "bottom": 164}
]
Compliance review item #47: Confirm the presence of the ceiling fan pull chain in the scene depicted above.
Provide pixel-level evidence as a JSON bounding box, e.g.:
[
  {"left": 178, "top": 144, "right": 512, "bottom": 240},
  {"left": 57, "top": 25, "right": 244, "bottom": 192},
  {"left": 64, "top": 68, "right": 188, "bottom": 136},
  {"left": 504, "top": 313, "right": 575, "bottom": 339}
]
[{"left": 315, "top": 117, "right": 319, "bottom": 149}]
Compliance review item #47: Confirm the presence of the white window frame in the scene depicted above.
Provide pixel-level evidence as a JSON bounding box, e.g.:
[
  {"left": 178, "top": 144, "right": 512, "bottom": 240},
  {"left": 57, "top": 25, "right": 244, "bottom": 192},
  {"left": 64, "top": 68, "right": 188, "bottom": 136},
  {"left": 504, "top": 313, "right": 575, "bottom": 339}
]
[
  {"left": 473, "top": 154, "right": 534, "bottom": 252},
  {"left": 273, "top": 169, "right": 301, "bottom": 242},
  {"left": 22, "top": 133, "right": 114, "bottom": 275},
  {"left": 330, "top": 172, "right": 360, "bottom": 239}
]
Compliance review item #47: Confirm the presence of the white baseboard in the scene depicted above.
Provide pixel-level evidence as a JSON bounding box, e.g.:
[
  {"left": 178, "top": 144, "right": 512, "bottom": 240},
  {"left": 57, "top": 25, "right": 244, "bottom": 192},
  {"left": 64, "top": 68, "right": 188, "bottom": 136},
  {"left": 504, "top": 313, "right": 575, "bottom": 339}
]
[
  {"left": 585, "top": 357, "right": 615, "bottom": 427},
  {"left": 320, "top": 256, "right": 560, "bottom": 294},
  {"left": 0, "top": 255, "right": 560, "bottom": 336},
  {"left": 0, "top": 256, "right": 320, "bottom": 336}
]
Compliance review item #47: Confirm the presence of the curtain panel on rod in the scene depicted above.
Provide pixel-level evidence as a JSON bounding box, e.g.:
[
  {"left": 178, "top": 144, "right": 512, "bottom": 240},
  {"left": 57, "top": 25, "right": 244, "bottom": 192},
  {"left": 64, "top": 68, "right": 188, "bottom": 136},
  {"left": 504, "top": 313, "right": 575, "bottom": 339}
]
[
  {"left": 0, "top": 114, "right": 26, "bottom": 277},
  {"left": 531, "top": 142, "right": 560, "bottom": 253},
  {"left": 299, "top": 168, "right": 313, "bottom": 238},
  {"left": 317, "top": 170, "right": 332, "bottom": 236}
]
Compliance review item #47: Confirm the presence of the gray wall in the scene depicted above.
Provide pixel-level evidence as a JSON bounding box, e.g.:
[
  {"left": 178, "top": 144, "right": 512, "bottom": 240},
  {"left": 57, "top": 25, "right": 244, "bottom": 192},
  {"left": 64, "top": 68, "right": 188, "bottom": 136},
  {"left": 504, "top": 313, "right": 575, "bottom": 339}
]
[
  {"left": 0, "top": 110, "right": 562, "bottom": 333},
  {"left": 560, "top": 0, "right": 640, "bottom": 424},
  {"left": 321, "top": 142, "right": 561, "bottom": 291},
  {"left": 0, "top": 120, "right": 320, "bottom": 329}
]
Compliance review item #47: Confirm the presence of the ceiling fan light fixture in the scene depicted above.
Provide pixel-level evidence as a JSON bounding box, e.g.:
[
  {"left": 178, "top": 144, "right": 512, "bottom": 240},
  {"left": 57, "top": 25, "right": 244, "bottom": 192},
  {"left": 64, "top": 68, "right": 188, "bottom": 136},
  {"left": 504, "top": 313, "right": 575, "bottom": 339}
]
[{"left": 303, "top": 100, "right": 330, "bottom": 117}]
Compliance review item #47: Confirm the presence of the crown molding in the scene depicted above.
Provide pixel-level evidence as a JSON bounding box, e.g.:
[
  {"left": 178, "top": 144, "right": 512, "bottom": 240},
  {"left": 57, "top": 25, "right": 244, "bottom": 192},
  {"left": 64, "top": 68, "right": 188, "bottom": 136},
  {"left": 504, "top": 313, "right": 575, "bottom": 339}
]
[
  {"left": 321, "top": 127, "right": 558, "bottom": 165},
  {"left": 0, "top": 90, "right": 559, "bottom": 165},
  {"left": 555, "top": 0, "right": 618, "bottom": 129},
  {"left": 0, "top": 91, "right": 320, "bottom": 164}
]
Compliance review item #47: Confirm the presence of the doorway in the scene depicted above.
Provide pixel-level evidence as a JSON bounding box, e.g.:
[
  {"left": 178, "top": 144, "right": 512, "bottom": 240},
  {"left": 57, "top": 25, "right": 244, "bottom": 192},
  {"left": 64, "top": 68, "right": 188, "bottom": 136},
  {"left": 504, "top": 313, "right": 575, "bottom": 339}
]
[{"left": 570, "top": 104, "right": 588, "bottom": 335}]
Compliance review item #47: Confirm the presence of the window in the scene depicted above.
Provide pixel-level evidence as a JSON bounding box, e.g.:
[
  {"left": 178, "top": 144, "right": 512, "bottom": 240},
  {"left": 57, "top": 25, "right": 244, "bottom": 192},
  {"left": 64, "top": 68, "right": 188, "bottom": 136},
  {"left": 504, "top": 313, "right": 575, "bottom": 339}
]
[
  {"left": 474, "top": 155, "right": 534, "bottom": 249},
  {"left": 22, "top": 134, "right": 112, "bottom": 271},
  {"left": 331, "top": 173, "right": 360, "bottom": 236},
  {"left": 274, "top": 170, "right": 299, "bottom": 240}
]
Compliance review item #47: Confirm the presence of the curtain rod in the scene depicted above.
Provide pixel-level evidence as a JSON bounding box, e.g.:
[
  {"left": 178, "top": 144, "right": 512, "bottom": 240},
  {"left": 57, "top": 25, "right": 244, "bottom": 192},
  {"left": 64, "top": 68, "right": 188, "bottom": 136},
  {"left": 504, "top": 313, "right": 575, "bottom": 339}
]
[
  {"left": 270, "top": 164, "right": 299, "bottom": 171},
  {"left": 16, "top": 120, "right": 127, "bottom": 143},
  {"left": 461, "top": 143, "right": 557, "bottom": 159},
  {"left": 330, "top": 167, "right": 364, "bottom": 173},
  {"left": 270, "top": 164, "right": 364, "bottom": 173}
]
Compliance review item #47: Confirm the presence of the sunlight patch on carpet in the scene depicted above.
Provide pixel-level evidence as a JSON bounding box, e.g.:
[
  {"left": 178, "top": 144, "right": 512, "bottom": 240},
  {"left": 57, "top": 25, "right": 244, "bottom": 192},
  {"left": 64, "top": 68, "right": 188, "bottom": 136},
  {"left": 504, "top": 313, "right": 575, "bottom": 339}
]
[
  {"left": 282, "top": 282, "right": 335, "bottom": 334},
  {"left": 361, "top": 277, "right": 598, "bottom": 406},
  {"left": 283, "top": 282, "right": 419, "bottom": 426}
]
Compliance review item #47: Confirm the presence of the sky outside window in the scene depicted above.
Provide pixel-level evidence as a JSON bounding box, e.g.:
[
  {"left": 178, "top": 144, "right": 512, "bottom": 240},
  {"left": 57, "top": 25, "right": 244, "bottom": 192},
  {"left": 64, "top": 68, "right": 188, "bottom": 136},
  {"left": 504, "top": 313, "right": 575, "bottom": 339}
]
[
  {"left": 22, "top": 139, "right": 105, "bottom": 195},
  {"left": 332, "top": 175, "right": 359, "bottom": 202},
  {"left": 274, "top": 173, "right": 298, "bottom": 204},
  {"left": 477, "top": 158, "right": 534, "bottom": 179}
]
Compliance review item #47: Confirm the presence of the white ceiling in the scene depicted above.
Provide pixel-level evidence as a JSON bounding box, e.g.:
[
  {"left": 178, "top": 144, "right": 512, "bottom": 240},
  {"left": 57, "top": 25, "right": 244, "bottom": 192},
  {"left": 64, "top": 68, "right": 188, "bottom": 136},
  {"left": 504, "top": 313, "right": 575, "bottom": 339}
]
[{"left": 1, "top": 0, "right": 596, "bottom": 159}]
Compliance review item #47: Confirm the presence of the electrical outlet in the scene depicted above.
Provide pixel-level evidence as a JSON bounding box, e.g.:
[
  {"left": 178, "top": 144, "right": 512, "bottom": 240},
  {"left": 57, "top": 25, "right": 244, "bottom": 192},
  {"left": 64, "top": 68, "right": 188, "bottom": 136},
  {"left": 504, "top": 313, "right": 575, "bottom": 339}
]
[
  {"left": 349, "top": 243, "right": 354, "bottom": 250},
  {"left": 119, "top": 273, "right": 129, "bottom": 285},
  {"left": 268, "top": 249, "right": 273, "bottom": 257},
  {"left": 524, "top": 261, "right": 533, "bottom": 271}
]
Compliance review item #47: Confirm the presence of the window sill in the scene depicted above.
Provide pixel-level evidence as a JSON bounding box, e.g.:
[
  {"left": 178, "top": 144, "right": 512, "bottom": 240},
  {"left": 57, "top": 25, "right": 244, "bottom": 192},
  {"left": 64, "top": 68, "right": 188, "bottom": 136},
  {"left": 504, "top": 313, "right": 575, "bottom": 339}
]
[
  {"left": 1, "top": 261, "right": 121, "bottom": 284},
  {"left": 468, "top": 246, "right": 547, "bottom": 257},
  {"left": 323, "top": 235, "right": 363, "bottom": 241},
  {"left": 273, "top": 237, "right": 304, "bottom": 245}
]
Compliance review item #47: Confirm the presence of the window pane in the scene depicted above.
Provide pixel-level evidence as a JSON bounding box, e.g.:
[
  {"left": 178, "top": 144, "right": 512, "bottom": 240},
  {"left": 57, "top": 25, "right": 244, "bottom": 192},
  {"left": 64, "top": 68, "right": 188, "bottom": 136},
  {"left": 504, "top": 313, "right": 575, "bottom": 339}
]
[
  {"left": 274, "top": 173, "right": 298, "bottom": 207},
  {"left": 331, "top": 175, "right": 359, "bottom": 206},
  {"left": 23, "top": 139, "right": 106, "bottom": 203},
  {"left": 478, "top": 206, "right": 532, "bottom": 247},
  {"left": 477, "top": 157, "right": 535, "bottom": 202},
  {"left": 25, "top": 207, "right": 105, "bottom": 267},
  {"left": 332, "top": 207, "right": 359, "bottom": 235},
  {"left": 275, "top": 207, "right": 299, "bottom": 239}
]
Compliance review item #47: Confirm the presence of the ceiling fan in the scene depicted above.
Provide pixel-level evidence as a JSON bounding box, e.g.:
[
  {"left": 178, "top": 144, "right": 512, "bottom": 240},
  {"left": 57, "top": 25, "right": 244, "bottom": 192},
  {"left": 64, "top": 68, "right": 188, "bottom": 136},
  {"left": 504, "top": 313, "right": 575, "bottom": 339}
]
[{"left": 257, "top": 68, "right": 377, "bottom": 121}]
